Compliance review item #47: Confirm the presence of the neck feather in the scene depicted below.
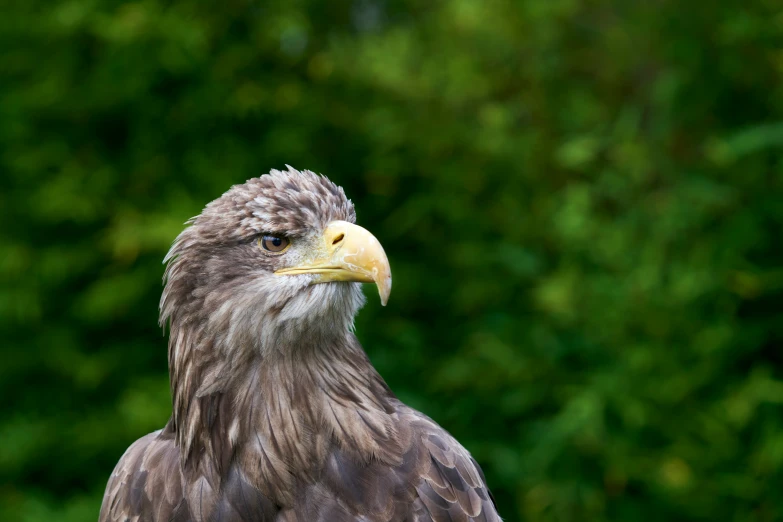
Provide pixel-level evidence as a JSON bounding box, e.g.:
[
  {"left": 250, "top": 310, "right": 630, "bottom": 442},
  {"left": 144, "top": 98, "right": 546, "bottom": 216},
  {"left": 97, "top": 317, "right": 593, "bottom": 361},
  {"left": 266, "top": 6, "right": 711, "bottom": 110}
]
[{"left": 167, "top": 314, "right": 402, "bottom": 502}]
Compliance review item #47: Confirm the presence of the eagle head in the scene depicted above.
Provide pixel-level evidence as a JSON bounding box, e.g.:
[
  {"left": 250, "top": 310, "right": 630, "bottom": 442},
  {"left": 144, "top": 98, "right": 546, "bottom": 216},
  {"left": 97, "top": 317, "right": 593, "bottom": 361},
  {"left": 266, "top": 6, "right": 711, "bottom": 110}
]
[{"left": 159, "top": 166, "right": 392, "bottom": 353}]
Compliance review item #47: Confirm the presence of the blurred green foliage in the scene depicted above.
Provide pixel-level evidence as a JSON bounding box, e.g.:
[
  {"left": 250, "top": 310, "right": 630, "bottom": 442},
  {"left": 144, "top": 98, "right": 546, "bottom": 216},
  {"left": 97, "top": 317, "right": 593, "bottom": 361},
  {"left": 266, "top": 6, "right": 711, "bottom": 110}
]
[{"left": 2, "top": 0, "right": 783, "bottom": 521}]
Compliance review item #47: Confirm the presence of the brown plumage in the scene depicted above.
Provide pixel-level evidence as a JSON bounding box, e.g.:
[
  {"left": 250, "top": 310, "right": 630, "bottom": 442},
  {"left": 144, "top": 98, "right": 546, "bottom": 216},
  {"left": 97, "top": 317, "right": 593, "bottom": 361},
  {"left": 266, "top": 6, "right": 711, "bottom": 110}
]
[{"left": 99, "top": 167, "right": 501, "bottom": 522}]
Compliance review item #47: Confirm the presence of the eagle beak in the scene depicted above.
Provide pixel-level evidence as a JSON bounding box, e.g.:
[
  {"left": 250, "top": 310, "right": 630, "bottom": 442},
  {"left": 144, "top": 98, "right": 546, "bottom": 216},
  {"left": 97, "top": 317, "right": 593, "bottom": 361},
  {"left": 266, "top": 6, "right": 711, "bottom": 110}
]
[{"left": 274, "top": 221, "right": 392, "bottom": 306}]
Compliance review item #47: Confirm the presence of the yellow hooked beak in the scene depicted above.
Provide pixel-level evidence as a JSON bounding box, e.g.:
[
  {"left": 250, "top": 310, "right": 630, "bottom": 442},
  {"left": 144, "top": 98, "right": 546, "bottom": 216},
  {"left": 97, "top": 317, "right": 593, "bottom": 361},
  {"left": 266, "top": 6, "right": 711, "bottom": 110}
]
[{"left": 274, "top": 221, "right": 392, "bottom": 306}]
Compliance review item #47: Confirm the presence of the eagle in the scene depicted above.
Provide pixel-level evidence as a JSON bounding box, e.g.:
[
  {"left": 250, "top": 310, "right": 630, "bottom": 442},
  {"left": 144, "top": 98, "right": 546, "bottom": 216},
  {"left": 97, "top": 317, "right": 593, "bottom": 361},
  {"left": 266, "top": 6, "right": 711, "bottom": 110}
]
[{"left": 99, "top": 167, "right": 501, "bottom": 522}]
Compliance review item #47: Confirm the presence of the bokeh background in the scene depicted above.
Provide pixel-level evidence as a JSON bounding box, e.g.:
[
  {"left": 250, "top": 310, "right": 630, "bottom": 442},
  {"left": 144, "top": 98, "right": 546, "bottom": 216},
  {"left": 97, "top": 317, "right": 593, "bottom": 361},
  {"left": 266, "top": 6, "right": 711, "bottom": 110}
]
[{"left": 3, "top": 1, "right": 783, "bottom": 521}]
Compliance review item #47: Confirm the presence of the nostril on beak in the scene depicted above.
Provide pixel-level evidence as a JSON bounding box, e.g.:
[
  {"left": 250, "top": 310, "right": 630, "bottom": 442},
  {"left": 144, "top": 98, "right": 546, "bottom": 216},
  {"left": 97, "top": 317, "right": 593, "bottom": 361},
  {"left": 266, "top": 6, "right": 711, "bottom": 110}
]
[{"left": 332, "top": 233, "right": 345, "bottom": 245}]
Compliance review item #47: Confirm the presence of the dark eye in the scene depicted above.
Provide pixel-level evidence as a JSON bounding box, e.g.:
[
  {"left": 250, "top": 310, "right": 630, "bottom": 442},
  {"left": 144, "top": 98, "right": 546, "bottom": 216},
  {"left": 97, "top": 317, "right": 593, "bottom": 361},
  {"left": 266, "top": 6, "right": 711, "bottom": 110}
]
[{"left": 259, "top": 235, "right": 290, "bottom": 254}]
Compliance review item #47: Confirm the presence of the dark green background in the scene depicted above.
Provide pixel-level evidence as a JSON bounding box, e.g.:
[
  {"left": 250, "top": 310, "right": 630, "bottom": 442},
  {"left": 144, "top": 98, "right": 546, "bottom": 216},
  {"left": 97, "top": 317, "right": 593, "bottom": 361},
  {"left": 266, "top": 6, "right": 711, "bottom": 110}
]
[{"left": 3, "top": 1, "right": 783, "bottom": 521}]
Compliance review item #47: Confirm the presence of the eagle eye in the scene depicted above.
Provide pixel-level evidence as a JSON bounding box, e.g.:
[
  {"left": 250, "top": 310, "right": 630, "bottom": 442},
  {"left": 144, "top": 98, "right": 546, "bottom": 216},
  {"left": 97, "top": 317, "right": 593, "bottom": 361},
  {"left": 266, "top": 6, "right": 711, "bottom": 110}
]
[{"left": 259, "top": 235, "right": 290, "bottom": 254}]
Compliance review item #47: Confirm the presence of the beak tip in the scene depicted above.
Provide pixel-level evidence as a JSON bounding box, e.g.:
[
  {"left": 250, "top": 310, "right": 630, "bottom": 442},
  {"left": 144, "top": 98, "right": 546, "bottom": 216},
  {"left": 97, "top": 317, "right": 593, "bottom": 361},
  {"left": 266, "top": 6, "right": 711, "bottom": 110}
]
[{"left": 377, "top": 276, "right": 391, "bottom": 307}]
